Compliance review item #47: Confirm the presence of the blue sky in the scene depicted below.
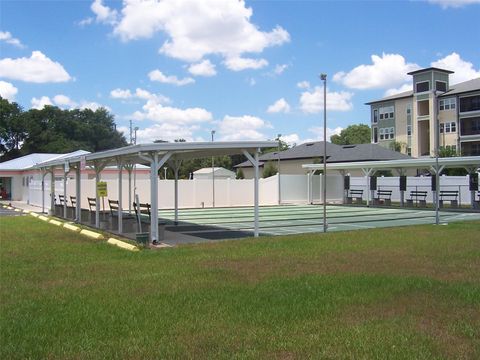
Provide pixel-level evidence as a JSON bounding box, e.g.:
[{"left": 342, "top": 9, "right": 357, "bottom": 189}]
[{"left": 1, "top": 0, "right": 479, "bottom": 145}]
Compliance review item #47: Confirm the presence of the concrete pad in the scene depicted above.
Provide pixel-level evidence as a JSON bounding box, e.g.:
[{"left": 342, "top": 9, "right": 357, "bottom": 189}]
[
  {"left": 30, "top": 213, "right": 40, "bottom": 218},
  {"left": 38, "top": 215, "right": 49, "bottom": 221}
]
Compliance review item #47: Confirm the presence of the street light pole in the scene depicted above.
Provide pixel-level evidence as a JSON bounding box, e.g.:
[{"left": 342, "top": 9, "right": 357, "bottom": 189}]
[
  {"left": 320, "top": 73, "right": 327, "bottom": 233},
  {"left": 211, "top": 130, "right": 216, "bottom": 208}
]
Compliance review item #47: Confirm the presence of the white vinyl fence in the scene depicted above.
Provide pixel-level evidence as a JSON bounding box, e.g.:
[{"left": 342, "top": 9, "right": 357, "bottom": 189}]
[{"left": 24, "top": 171, "right": 476, "bottom": 211}]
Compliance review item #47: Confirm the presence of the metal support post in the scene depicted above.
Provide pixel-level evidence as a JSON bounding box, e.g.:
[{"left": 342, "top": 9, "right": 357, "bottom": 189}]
[{"left": 75, "top": 165, "right": 81, "bottom": 222}]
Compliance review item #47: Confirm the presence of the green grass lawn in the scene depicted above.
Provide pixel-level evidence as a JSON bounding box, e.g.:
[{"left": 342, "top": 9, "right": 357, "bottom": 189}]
[{"left": 1, "top": 216, "right": 479, "bottom": 359}]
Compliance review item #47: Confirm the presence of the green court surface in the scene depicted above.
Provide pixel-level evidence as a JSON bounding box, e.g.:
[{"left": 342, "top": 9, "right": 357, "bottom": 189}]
[{"left": 159, "top": 205, "right": 480, "bottom": 241}]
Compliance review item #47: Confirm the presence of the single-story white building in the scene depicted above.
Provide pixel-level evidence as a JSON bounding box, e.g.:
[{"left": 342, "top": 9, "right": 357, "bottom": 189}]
[{"left": 193, "top": 167, "right": 236, "bottom": 180}]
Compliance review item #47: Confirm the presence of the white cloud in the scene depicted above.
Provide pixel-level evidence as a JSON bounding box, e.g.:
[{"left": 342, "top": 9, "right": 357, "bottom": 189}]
[
  {"left": 308, "top": 126, "right": 344, "bottom": 141},
  {"left": 0, "top": 51, "right": 71, "bottom": 83},
  {"left": 188, "top": 60, "right": 217, "bottom": 77},
  {"left": 91, "top": 0, "right": 118, "bottom": 25},
  {"left": 132, "top": 100, "right": 212, "bottom": 124},
  {"left": 384, "top": 83, "right": 412, "bottom": 97},
  {"left": 224, "top": 57, "right": 268, "bottom": 71},
  {"left": 218, "top": 115, "right": 272, "bottom": 141},
  {"left": 132, "top": 123, "right": 202, "bottom": 143},
  {"left": 31, "top": 96, "right": 53, "bottom": 109},
  {"left": 110, "top": 88, "right": 132, "bottom": 99},
  {"left": 297, "top": 81, "right": 310, "bottom": 89},
  {"left": 110, "top": 0, "right": 289, "bottom": 66},
  {"left": 431, "top": 52, "right": 480, "bottom": 84},
  {"left": 79, "top": 101, "right": 109, "bottom": 111},
  {"left": 333, "top": 53, "right": 420, "bottom": 89},
  {"left": 274, "top": 64, "right": 288, "bottom": 75},
  {"left": 53, "top": 94, "right": 77, "bottom": 108},
  {"left": 148, "top": 69, "right": 195, "bottom": 86},
  {"left": 299, "top": 87, "right": 354, "bottom": 113},
  {"left": 0, "top": 81, "right": 18, "bottom": 101},
  {"left": 134, "top": 88, "right": 171, "bottom": 104},
  {"left": 267, "top": 98, "right": 290, "bottom": 113},
  {"left": 31, "top": 95, "right": 108, "bottom": 111},
  {"left": 280, "top": 133, "right": 299, "bottom": 146},
  {"left": 427, "top": 0, "right": 480, "bottom": 8},
  {"left": 0, "top": 31, "right": 24, "bottom": 48}
]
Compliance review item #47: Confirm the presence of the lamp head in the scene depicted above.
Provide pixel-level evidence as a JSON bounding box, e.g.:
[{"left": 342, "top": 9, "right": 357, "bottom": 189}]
[{"left": 320, "top": 73, "right": 327, "bottom": 81}]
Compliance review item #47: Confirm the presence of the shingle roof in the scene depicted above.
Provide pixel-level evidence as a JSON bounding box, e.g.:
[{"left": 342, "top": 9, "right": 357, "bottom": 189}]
[
  {"left": 235, "top": 142, "right": 411, "bottom": 168},
  {"left": 439, "top": 78, "right": 480, "bottom": 97}
]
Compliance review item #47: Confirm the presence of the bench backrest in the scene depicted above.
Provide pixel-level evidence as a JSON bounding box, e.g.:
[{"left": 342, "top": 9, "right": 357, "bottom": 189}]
[
  {"left": 108, "top": 199, "right": 119, "bottom": 216},
  {"left": 439, "top": 191, "right": 458, "bottom": 197},
  {"left": 133, "top": 202, "right": 151, "bottom": 220},
  {"left": 70, "top": 196, "right": 76, "bottom": 207},
  {"left": 377, "top": 190, "right": 392, "bottom": 195},
  {"left": 410, "top": 191, "right": 427, "bottom": 198},
  {"left": 349, "top": 189, "right": 363, "bottom": 195},
  {"left": 87, "top": 197, "right": 96, "bottom": 211},
  {"left": 58, "top": 194, "right": 65, "bottom": 205}
]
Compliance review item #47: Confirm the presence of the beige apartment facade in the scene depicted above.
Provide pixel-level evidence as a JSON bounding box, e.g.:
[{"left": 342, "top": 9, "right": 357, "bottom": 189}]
[{"left": 368, "top": 68, "right": 480, "bottom": 157}]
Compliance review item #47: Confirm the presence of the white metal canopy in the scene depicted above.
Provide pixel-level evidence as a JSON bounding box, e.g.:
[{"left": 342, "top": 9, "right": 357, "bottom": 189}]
[
  {"left": 35, "top": 141, "right": 276, "bottom": 242},
  {"left": 303, "top": 156, "right": 480, "bottom": 207}
]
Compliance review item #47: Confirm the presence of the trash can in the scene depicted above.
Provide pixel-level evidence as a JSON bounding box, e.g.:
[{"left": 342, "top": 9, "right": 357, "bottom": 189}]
[{"left": 136, "top": 233, "right": 149, "bottom": 246}]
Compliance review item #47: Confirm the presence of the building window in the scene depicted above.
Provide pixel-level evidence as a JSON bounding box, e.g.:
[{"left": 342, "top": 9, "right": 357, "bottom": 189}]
[
  {"left": 373, "top": 127, "right": 378, "bottom": 143},
  {"left": 407, "top": 147, "right": 412, "bottom": 156},
  {"left": 436, "top": 81, "right": 447, "bottom": 92},
  {"left": 416, "top": 81, "right": 430, "bottom": 93},
  {"left": 440, "top": 123, "right": 444, "bottom": 133},
  {"left": 389, "top": 127, "right": 395, "bottom": 139},
  {"left": 445, "top": 122, "right": 451, "bottom": 133},
  {"left": 379, "top": 113, "right": 384, "bottom": 120},
  {"left": 379, "top": 128, "right": 385, "bottom": 140},
  {"left": 417, "top": 100, "right": 430, "bottom": 116},
  {"left": 460, "top": 95, "right": 480, "bottom": 113},
  {"left": 439, "top": 98, "right": 456, "bottom": 111},
  {"left": 407, "top": 106, "right": 411, "bottom": 115},
  {"left": 407, "top": 125, "right": 412, "bottom": 136},
  {"left": 460, "top": 117, "right": 480, "bottom": 136},
  {"left": 451, "top": 122, "right": 456, "bottom": 132},
  {"left": 373, "top": 109, "right": 378, "bottom": 123}
]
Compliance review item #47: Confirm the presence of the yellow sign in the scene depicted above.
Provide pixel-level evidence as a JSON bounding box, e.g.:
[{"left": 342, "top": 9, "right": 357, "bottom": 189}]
[{"left": 97, "top": 182, "right": 108, "bottom": 197}]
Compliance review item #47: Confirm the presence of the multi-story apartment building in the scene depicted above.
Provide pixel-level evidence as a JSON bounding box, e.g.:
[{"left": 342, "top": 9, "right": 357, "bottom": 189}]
[{"left": 367, "top": 67, "right": 480, "bottom": 157}]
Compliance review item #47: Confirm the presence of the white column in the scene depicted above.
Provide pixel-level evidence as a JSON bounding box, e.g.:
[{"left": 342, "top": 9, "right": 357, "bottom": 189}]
[
  {"left": 41, "top": 170, "right": 46, "bottom": 214},
  {"left": 127, "top": 166, "right": 132, "bottom": 214},
  {"left": 50, "top": 167, "right": 55, "bottom": 215},
  {"left": 63, "top": 167, "right": 68, "bottom": 218},
  {"left": 118, "top": 159, "right": 123, "bottom": 234},
  {"left": 95, "top": 170, "right": 100, "bottom": 227},
  {"left": 150, "top": 153, "right": 159, "bottom": 243},
  {"left": 75, "top": 166, "right": 81, "bottom": 222},
  {"left": 174, "top": 165, "right": 179, "bottom": 225},
  {"left": 254, "top": 150, "right": 259, "bottom": 237}
]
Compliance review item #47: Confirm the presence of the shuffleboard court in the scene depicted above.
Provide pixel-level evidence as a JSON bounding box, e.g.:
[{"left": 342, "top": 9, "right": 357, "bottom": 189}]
[{"left": 158, "top": 205, "right": 480, "bottom": 241}]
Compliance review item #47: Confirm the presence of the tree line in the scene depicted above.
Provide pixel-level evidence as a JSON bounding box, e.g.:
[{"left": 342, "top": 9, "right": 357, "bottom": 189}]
[{"left": 0, "top": 97, "right": 127, "bottom": 162}]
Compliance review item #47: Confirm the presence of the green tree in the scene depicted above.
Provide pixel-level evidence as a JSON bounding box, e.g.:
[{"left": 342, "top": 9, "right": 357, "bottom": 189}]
[
  {"left": 0, "top": 99, "right": 127, "bottom": 161},
  {"left": 236, "top": 168, "right": 245, "bottom": 179},
  {"left": 439, "top": 146, "right": 466, "bottom": 175},
  {"left": 330, "top": 124, "right": 371, "bottom": 145},
  {"left": 389, "top": 141, "right": 407, "bottom": 153},
  {"left": 262, "top": 161, "right": 278, "bottom": 178},
  {"left": 0, "top": 97, "right": 26, "bottom": 160}
]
